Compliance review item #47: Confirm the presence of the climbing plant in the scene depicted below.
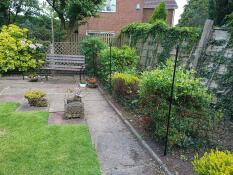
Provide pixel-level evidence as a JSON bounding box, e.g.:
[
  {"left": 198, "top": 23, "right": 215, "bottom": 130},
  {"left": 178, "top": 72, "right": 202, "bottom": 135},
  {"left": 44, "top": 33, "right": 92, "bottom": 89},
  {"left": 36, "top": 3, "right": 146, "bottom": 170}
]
[
  {"left": 120, "top": 20, "right": 200, "bottom": 65},
  {"left": 197, "top": 36, "right": 233, "bottom": 122}
]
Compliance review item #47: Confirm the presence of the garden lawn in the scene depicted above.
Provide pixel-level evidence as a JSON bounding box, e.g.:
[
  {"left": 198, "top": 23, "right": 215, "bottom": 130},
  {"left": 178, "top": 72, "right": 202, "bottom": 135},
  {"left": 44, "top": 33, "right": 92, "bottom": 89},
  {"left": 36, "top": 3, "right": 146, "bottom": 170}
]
[{"left": 0, "top": 102, "right": 101, "bottom": 175}]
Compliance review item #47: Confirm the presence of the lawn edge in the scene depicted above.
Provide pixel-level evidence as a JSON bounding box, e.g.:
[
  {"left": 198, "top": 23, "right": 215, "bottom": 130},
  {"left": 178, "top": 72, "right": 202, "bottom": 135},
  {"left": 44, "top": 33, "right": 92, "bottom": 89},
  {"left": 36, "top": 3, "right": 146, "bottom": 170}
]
[{"left": 98, "top": 86, "right": 174, "bottom": 175}]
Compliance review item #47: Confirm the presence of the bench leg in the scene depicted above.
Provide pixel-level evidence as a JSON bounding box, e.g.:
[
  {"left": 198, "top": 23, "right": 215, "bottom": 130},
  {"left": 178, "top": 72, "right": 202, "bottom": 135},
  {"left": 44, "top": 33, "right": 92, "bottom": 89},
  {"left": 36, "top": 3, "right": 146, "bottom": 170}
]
[
  {"left": 45, "top": 70, "right": 48, "bottom": 81},
  {"left": 82, "top": 69, "right": 85, "bottom": 80},
  {"left": 22, "top": 72, "right": 25, "bottom": 80},
  {"left": 79, "top": 71, "right": 82, "bottom": 81}
]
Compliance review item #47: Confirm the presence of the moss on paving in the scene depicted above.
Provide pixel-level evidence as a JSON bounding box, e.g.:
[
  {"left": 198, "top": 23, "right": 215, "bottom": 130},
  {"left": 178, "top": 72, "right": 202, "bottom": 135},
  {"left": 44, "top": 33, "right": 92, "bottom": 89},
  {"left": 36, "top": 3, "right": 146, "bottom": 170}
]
[{"left": 0, "top": 102, "right": 101, "bottom": 175}]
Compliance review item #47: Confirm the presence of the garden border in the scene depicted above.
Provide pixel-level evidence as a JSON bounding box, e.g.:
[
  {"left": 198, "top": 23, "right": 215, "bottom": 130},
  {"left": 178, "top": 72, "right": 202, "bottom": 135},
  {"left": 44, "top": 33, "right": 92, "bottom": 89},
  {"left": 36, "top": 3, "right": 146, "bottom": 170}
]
[{"left": 98, "top": 86, "right": 174, "bottom": 175}]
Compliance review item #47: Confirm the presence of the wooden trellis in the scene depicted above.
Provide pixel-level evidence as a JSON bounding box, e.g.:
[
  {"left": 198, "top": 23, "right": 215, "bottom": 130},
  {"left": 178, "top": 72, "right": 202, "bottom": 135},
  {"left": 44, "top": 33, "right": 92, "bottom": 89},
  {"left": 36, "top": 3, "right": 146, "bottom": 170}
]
[{"left": 50, "top": 42, "right": 80, "bottom": 55}]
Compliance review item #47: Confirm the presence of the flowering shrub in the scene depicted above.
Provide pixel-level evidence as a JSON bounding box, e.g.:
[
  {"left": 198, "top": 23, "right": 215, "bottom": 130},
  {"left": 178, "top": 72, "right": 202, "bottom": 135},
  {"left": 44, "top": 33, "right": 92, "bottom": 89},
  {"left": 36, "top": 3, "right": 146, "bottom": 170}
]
[
  {"left": 192, "top": 150, "right": 233, "bottom": 175},
  {"left": 0, "top": 24, "right": 45, "bottom": 73},
  {"left": 139, "top": 59, "right": 221, "bottom": 147}
]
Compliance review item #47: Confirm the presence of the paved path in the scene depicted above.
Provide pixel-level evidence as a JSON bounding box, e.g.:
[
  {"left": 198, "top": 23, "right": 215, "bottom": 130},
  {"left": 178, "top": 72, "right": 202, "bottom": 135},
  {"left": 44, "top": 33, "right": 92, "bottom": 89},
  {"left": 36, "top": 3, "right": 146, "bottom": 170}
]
[
  {"left": 83, "top": 89, "right": 165, "bottom": 175},
  {"left": 0, "top": 77, "right": 165, "bottom": 175}
]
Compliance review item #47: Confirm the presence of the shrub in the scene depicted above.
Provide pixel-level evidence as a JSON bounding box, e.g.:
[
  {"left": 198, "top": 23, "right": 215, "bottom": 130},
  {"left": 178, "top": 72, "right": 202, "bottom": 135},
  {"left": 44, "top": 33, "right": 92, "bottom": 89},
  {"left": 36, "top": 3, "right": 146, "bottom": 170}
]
[
  {"left": 98, "top": 45, "right": 139, "bottom": 86},
  {"left": 112, "top": 73, "right": 139, "bottom": 107},
  {"left": 192, "top": 150, "right": 233, "bottom": 175},
  {"left": 139, "top": 59, "right": 221, "bottom": 147},
  {"left": 0, "top": 24, "right": 45, "bottom": 73},
  {"left": 80, "top": 37, "right": 107, "bottom": 76},
  {"left": 149, "top": 2, "right": 167, "bottom": 24},
  {"left": 24, "top": 90, "right": 48, "bottom": 107}
]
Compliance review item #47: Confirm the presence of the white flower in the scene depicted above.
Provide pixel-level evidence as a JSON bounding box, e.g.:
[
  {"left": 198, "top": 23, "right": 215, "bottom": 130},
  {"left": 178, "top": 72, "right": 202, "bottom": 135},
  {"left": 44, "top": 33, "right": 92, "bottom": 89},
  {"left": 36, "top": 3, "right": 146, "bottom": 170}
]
[
  {"left": 35, "top": 43, "right": 43, "bottom": 48},
  {"left": 21, "top": 39, "right": 26, "bottom": 45},
  {"left": 29, "top": 44, "right": 37, "bottom": 50}
]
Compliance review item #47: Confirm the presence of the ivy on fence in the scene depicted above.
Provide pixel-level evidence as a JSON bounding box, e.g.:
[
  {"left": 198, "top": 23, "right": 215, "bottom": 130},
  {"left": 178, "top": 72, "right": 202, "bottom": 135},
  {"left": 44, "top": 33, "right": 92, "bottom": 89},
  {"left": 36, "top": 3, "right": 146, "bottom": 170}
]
[{"left": 119, "top": 20, "right": 200, "bottom": 66}]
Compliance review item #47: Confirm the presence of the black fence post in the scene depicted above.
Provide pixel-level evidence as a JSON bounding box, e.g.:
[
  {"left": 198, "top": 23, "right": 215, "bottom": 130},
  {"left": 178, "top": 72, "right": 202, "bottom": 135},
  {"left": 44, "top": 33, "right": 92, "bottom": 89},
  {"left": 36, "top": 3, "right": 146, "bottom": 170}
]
[
  {"left": 109, "top": 41, "right": 112, "bottom": 90},
  {"left": 93, "top": 44, "right": 97, "bottom": 76},
  {"left": 164, "top": 45, "right": 180, "bottom": 156}
]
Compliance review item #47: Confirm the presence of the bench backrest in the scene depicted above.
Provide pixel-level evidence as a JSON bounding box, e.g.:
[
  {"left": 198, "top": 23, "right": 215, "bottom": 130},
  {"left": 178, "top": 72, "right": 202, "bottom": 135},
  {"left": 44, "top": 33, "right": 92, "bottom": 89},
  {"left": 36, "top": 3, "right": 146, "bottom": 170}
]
[{"left": 45, "top": 54, "right": 85, "bottom": 70}]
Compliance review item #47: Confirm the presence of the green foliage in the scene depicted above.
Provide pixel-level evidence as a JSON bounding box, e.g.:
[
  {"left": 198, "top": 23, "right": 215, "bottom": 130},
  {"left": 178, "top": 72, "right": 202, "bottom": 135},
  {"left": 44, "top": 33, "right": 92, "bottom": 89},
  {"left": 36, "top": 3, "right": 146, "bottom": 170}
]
[
  {"left": 192, "top": 149, "right": 233, "bottom": 175},
  {"left": 17, "top": 15, "right": 65, "bottom": 42},
  {"left": 80, "top": 37, "right": 107, "bottom": 76},
  {"left": 0, "top": 24, "right": 45, "bottom": 73},
  {"left": 178, "top": 0, "right": 209, "bottom": 27},
  {"left": 98, "top": 45, "right": 139, "bottom": 86},
  {"left": 0, "top": 0, "right": 40, "bottom": 26},
  {"left": 121, "top": 21, "right": 200, "bottom": 64},
  {"left": 0, "top": 0, "right": 10, "bottom": 26},
  {"left": 46, "top": 0, "right": 104, "bottom": 31},
  {"left": 24, "top": 90, "right": 46, "bottom": 100},
  {"left": 112, "top": 73, "right": 139, "bottom": 108},
  {"left": 24, "top": 90, "right": 47, "bottom": 107},
  {"left": 225, "top": 12, "right": 233, "bottom": 27},
  {"left": 197, "top": 35, "right": 233, "bottom": 121},
  {"left": 139, "top": 59, "right": 221, "bottom": 147},
  {"left": 209, "top": 0, "right": 233, "bottom": 26},
  {"left": 149, "top": 2, "right": 167, "bottom": 24},
  {"left": 217, "top": 53, "right": 233, "bottom": 121}
]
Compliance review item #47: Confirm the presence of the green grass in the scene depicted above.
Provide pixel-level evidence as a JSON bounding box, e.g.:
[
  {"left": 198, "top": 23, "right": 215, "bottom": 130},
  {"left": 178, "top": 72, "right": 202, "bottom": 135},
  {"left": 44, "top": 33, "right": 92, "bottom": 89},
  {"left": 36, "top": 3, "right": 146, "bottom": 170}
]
[{"left": 0, "top": 102, "right": 101, "bottom": 175}]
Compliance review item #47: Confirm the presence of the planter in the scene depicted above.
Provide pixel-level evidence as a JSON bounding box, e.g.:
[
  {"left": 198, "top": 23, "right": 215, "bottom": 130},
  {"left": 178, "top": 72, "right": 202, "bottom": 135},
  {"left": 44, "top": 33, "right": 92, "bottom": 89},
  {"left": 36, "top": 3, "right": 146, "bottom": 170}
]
[
  {"left": 24, "top": 90, "right": 48, "bottom": 107},
  {"left": 87, "top": 78, "right": 97, "bottom": 88},
  {"left": 64, "top": 94, "right": 84, "bottom": 119},
  {"left": 29, "top": 77, "right": 39, "bottom": 82},
  {"left": 28, "top": 98, "right": 48, "bottom": 107},
  {"left": 28, "top": 74, "right": 39, "bottom": 82},
  {"left": 80, "top": 83, "right": 87, "bottom": 88},
  {"left": 87, "top": 83, "right": 98, "bottom": 88}
]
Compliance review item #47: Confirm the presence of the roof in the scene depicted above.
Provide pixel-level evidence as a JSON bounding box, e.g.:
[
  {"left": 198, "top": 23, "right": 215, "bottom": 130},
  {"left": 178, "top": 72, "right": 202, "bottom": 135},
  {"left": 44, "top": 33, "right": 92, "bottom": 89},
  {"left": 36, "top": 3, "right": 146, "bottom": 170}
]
[{"left": 144, "top": 0, "right": 178, "bottom": 9}]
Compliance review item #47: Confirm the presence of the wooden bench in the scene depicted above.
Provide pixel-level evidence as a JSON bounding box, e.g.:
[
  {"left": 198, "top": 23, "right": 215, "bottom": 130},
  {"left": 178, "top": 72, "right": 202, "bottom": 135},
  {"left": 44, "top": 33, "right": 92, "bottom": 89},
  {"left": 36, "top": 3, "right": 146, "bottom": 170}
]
[{"left": 41, "top": 54, "right": 85, "bottom": 80}]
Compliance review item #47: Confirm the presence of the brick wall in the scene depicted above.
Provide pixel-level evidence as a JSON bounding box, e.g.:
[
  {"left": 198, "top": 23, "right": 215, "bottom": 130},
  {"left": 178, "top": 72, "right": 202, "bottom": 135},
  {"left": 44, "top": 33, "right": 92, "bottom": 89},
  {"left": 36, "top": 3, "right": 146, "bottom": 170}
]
[
  {"left": 142, "top": 9, "right": 174, "bottom": 25},
  {"left": 79, "top": 0, "right": 175, "bottom": 35},
  {"left": 79, "top": 0, "right": 144, "bottom": 35}
]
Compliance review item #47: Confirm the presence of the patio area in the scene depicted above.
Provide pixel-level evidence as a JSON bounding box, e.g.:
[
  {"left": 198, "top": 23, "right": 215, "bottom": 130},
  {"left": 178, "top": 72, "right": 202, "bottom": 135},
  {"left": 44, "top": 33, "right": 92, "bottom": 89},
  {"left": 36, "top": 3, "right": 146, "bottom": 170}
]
[{"left": 0, "top": 76, "right": 166, "bottom": 175}]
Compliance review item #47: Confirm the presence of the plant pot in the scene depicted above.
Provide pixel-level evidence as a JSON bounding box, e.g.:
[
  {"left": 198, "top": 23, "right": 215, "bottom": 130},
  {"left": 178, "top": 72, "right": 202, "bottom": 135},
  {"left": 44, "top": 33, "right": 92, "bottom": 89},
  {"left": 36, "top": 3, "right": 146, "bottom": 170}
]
[
  {"left": 28, "top": 98, "right": 48, "bottom": 107},
  {"left": 28, "top": 75, "right": 39, "bottom": 82},
  {"left": 80, "top": 83, "right": 86, "bottom": 88},
  {"left": 87, "top": 83, "right": 98, "bottom": 88}
]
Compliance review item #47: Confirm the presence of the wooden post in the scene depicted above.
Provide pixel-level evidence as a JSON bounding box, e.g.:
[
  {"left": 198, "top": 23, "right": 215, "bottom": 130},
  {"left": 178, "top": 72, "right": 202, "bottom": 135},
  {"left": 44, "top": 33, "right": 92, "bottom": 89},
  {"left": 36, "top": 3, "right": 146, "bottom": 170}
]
[{"left": 192, "top": 19, "right": 214, "bottom": 69}]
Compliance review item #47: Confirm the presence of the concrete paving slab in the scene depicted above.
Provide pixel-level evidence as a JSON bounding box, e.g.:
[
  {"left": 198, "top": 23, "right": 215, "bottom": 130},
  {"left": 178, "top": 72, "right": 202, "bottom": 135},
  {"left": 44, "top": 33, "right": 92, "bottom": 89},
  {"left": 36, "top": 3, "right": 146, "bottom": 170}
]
[{"left": 84, "top": 89, "right": 166, "bottom": 175}]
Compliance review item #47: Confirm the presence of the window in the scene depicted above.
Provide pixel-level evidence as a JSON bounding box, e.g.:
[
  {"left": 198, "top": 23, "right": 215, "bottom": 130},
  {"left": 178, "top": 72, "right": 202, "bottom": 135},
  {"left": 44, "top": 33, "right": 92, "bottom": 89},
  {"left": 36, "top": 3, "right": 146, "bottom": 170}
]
[{"left": 102, "top": 0, "right": 116, "bottom": 12}]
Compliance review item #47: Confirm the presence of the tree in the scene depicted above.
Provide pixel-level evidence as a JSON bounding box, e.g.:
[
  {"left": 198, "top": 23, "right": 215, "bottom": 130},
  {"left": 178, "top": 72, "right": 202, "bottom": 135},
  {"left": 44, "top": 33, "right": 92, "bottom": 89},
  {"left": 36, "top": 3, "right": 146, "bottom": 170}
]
[
  {"left": 209, "top": 0, "right": 233, "bottom": 25},
  {"left": 10, "top": 0, "right": 40, "bottom": 22},
  {"left": 0, "top": 0, "right": 40, "bottom": 26},
  {"left": 46, "top": 0, "right": 104, "bottom": 32},
  {"left": 0, "top": 0, "right": 10, "bottom": 26},
  {"left": 178, "top": 0, "right": 209, "bottom": 27},
  {"left": 16, "top": 15, "right": 65, "bottom": 41},
  {"left": 148, "top": 2, "right": 167, "bottom": 24}
]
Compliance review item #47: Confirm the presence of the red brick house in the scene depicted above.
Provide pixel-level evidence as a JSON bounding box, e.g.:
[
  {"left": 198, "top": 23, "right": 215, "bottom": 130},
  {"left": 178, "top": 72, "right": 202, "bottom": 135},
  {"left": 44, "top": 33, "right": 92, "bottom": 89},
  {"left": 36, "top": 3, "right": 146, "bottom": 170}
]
[{"left": 79, "top": 0, "right": 178, "bottom": 36}]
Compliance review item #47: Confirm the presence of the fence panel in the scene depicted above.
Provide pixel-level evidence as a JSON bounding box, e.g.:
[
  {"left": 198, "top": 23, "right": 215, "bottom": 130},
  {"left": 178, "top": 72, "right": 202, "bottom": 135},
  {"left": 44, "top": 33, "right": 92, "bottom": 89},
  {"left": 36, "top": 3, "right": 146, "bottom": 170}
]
[{"left": 49, "top": 42, "right": 80, "bottom": 55}]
